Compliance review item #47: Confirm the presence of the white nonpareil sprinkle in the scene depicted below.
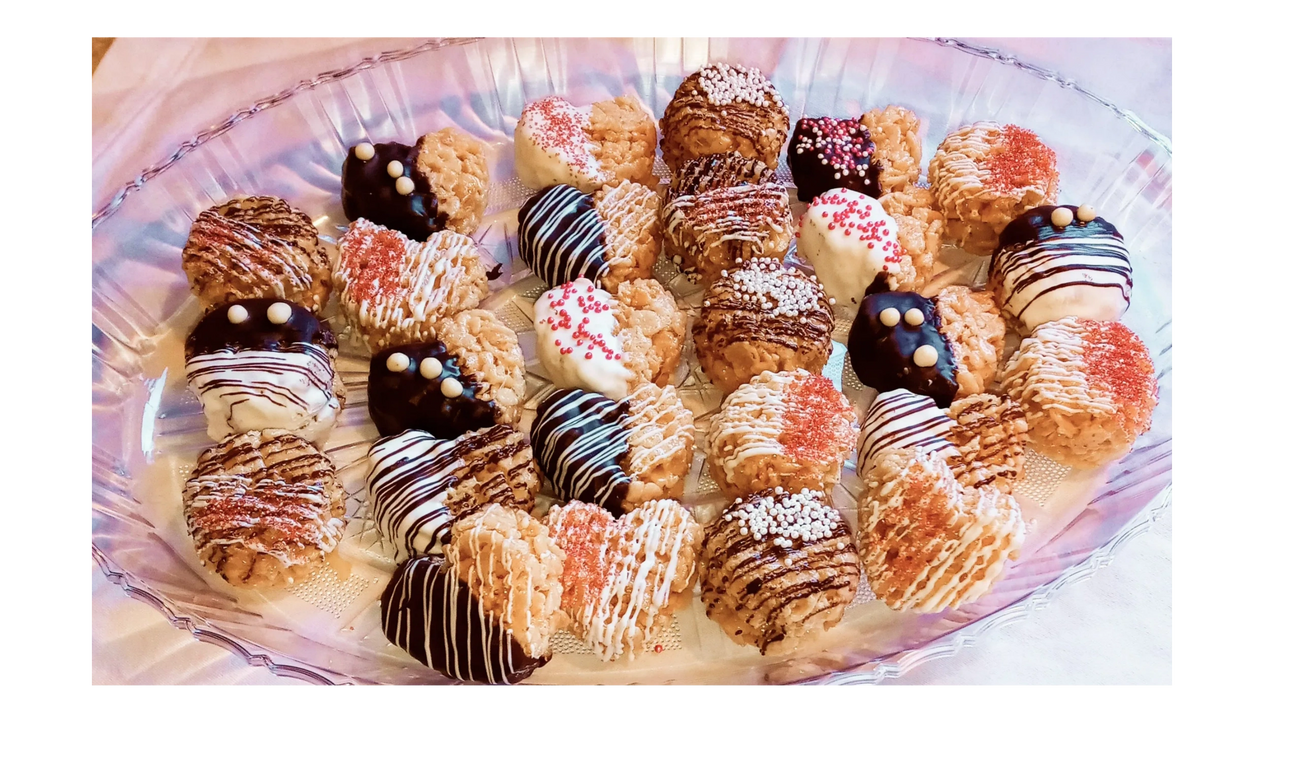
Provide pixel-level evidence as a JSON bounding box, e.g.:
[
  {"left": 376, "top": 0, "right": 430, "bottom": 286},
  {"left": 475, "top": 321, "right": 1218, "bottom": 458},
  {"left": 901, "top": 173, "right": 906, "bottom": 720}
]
[
  {"left": 731, "top": 489, "right": 840, "bottom": 546},
  {"left": 712, "top": 258, "right": 827, "bottom": 318},
  {"left": 697, "top": 63, "right": 787, "bottom": 114}
]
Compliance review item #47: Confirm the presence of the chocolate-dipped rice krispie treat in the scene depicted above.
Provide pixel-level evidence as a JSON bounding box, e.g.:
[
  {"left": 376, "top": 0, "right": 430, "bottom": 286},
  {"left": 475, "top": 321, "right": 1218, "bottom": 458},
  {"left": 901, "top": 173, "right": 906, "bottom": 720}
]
[
  {"left": 990, "top": 204, "right": 1133, "bottom": 333},
  {"left": 858, "top": 106, "right": 943, "bottom": 289},
  {"left": 787, "top": 116, "right": 882, "bottom": 202},
  {"left": 334, "top": 218, "right": 489, "bottom": 351},
  {"left": 342, "top": 128, "right": 490, "bottom": 239},
  {"left": 366, "top": 425, "right": 539, "bottom": 560},
  {"left": 929, "top": 122, "right": 1059, "bottom": 255},
  {"left": 660, "top": 63, "right": 790, "bottom": 172},
  {"left": 185, "top": 299, "right": 345, "bottom": 443},
  {"left": 858, "top": 448, "right": 1025, "bottom": 613},
  {"left": 380, "top": 505, "right": 565, "bottom": 684},
  {"left": 1002, "top": 317, "right": 1157, "bottom": 468},
  {"left": 700, "top": 487, "right": 859, "bottom": 655},
  {"left": 514, "top": 95, "right": 657, "bottom": 192},
  {"left": 544, "top": 499, "right": 702, "bottom": 662},
  {"left": 693, "top": 257, "right": 835, "bottom": 394},
  {"left": 367, "top": 308, "right": 525, "bottom": 438},
  {"left": 183, "top": 430, "right": 346, "bottom": 589},
  {"left": 516, "top": 180, "right": 660, "bottom": 290},
  {"left": 531, "top": 384, "right": 695, "bottom": 516},
  {"left": 182, "top": 195, "right": 331, "bottom": 312},
  {"left": 796, "top": 187, "right": 908, "bottom": 305},
  {"left": 705, "top": 369, "right": 858, "bottom": 499}
]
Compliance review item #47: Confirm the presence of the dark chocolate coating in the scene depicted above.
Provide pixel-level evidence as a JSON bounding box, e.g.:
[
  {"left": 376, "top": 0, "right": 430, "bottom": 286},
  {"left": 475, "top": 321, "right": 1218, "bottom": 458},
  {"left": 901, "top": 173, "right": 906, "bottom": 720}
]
[
  {"left": 531, "top": 388, "right": 632, "bottom": 516},
  {"left": 341, "top": 142, "right": 446, "bottom": 242},
  {"left": 368, "top": 342, "right": 497, "bottom": 438},
  {"left": 786, "top": 117, "right": 882, "bottom": 203},
  {"left": 380, "top": 555, "right": 546, "bottom": 684},
  {"left": 185, "top": 299, "right": 336, "bottom": 360},
  {"left": 997, "top": 205, "right": 1124, "bottom": 250},
  {"left": 516, "top": 184, "right": 608, "bottom": 289},
  {"left": 847, "top": 290, "right": 959, "bottom": 408}
]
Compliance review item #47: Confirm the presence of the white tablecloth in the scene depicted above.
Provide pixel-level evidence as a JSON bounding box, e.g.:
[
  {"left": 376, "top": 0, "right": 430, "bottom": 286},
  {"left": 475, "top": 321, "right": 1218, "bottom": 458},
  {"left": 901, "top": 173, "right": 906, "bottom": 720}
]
[{"left": 91, "top": 37, "right": 1171, "bottom": 685}]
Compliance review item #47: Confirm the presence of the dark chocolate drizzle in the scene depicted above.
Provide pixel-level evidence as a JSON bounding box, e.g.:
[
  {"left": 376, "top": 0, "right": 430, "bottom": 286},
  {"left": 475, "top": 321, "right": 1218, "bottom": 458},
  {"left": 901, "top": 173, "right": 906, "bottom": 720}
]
[
  {"left": 847, "top": 290, "right": 959, "bottom": 408},
  {"left": 380, "top": 555, "right": 546, "bottom": 684},
  {"left": 531, "top": 388, "right": 631, "bottom": 516},
  {"left": 667, "top": 151, "right": 776, "bottom": 202},
  {"left": 341, "top": 141, "right": 447, "bottom": 242},
  {"left": 368, "top": 342, "right": 497, "bottom": 438},
  {"left": 516, "top": 184, "right": 609, "bottom": 289},
  {"left": 185, "top": 298, "right": 336, "bottom": 360},
  {"left": 786, "top": 116, "right": 881, "bottom": 203}
]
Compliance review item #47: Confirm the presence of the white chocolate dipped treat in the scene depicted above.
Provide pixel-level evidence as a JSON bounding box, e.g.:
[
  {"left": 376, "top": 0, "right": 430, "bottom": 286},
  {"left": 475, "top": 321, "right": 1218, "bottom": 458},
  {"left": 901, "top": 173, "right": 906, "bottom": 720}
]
[
  {"left": 857, "top": 388, "right": 958, "bottom": 472},
  {"left": 796, "top": 188, "right": 904, "bottom": 307},
  {"left": 534, "top": 278, "right": 634, "bottom": 399},
  {"left": 515, "top": 95, "right": 609, "bottom": 192}
]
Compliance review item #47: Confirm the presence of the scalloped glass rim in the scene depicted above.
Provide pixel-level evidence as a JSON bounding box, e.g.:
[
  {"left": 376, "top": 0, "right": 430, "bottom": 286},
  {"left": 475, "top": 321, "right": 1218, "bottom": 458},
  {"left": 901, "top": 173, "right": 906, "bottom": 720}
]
[{"left": 90, "top": 37, "right": 1172, "bottom": 685}]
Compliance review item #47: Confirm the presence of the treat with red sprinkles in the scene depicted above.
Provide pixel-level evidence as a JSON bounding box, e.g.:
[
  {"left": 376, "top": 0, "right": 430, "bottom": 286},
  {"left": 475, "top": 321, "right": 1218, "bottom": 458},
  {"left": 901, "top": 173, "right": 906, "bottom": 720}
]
[
  {"left": 787, "top": 116, "right": 882, "bottom": 202},
  {"left": 515, "top": 94, "right": 657, "bottom": 193},
  {"left": 796, "top": 187, "right": 905, "bottom": 307},
  {"left": 705, "top": 369, "right": 858, "bottom": 499},
  {"left": 928, "top": 121, "right": 1060, "bottom": 255},
  {"left": 1002, "top": 316, "right": 1157, "bottom": 468}
]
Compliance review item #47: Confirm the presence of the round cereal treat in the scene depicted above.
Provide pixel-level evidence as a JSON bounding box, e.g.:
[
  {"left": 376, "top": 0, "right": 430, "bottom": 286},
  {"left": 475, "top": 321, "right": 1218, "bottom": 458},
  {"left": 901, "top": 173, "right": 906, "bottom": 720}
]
[
  {"left": 1002, "top": 317, "right": 1157, "bottom": 468},
  {"left": 699, "top": 487, "right": 859, "bottom": 655},
  {"left": 933, "top": 285, "right": 1006, "bottom": 398},
  {"left": 183, "top": 430, "right": 346, "bottom": 590},
  {"left": 534, "top": 277, "right": 685, "bottom": 400},
  {"left": 856, "top": 388, "right": 959, "bottom": 473},
  {"left": 666, "top": 151, "right": 775, "bottom": 202},
  {"left": 517, "top": 180, "right": 660, "bottom": 290},
  {"left": 181, "top": 195, "right": 331, "bottom": 312},
  {"left": 334, "top": 218, "right": 489, "bottom": 351},
  {"left": 693, "top": 257, "right": 834, "bottom": 394},
  {"left": 663, "top": 181, "right": 794, "bottom": 284},
  {"left": 787, "top": 116, "right": 882, "bottom": 202},
  {"left": 704, "top": 369, "right": 858, "bottom": 499},
  {"left": 514, "top": 95, "right": 656, "bottom": 192},
  {"left": 991, "top": 204, "right": 1133, "bottom": 333},
  {"left": 544, "top": 499, "right": 702, "bottom": 661},
  {"left": 185, "top": 299, "right": 344, "bottom": 443},
  {"left": 342, "top": 128, "right": 490, "bottom": 240},
  {"left": 366, "top": 425, "right": 539, "bottom": 560},
  {"left": 531, "top": 384, "right": 695, "bottom": 515},
  {"left": 796, "top": 188, "right": 905, "bottom": 308},
  {"left": 368, "top": 309, "right": 524, "bottom": 438},
  {"left": 944, "top": 393, "right": 1029, "bottom": 493},
  {"left": 928, "top": 121, "right": 1059, "bottom": 255},
  {"left": 858, "top": 448, "right": 1025, "bottom": 613},
  {"left": 858, "top": 105, "right": 924, "bottom": 194},
  {"left": 660, "top": 63, "right": 790, "bottom": 172},
  {"left": 380, "top": 504, "right": 565, "bottom": 684}
]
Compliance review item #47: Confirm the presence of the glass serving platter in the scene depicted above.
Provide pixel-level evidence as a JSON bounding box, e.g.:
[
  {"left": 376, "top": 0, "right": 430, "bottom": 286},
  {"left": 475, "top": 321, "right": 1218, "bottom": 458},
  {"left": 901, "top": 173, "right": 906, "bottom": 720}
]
[{"left": 91, "top": 37, "right": 1172, "bottom": 685}]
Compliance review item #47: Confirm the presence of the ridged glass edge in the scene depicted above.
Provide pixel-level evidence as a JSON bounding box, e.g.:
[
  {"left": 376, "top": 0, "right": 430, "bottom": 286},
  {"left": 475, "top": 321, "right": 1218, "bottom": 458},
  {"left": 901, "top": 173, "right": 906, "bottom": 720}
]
[{"left": 89, "top": 37, "right": 1175, "bottom": 685}]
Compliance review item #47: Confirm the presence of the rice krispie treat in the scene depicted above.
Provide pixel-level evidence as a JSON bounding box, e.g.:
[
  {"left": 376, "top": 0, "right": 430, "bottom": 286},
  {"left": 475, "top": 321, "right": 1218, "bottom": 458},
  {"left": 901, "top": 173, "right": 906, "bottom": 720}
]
[
  {"left": 847, "top": 286, "right": 1004, "bottom": 407},
  {"left": 544, "top": 499, "right": 702, "bottom": 662},
  {"left": 858, "top": 106, "right": 924, "bottom": 194},
  {"left": 944, "top": 394, "right": 1029, "bottom": 493},
  {"left": 663, "top": 182, "right": 794, "bottom": 284},
  {"left": 514, "top": 95, "right": 657, "bottom": 192},
  {"left": 183, "top": 430, "right": 346, "bottom": 589},
  {"left": 856, "top": 388, "right": 958, "bottom": 473},
  {"left": 342, "top": 128, "right": 490, "bottom": 240},
  {"left": 705, "top": 369, "right": 858, "bottom": 499},
  {"left": 366, "top": 425, "right": 539, "bottom": 560},
  {"left": 787, "top": 116, "right": 882, "bottom": 202},
  {"left": 858, "top": 448, "right": 1025, "bottom": 613},
  {"left": 928, "top": 121, "right": 1059, "bottom": 255},
  {"left": 660, "top": 63, "right": 790, "bottom": 172},
  {"left": 666, "top": 151, "right": 775, "bottom": 202},
  {"left": 368, "top": 308, "right": 525, "bottom": 438},
  {"left": 796, "top": 188, "right": 905, "bottom": 308},
  {"left": 535, "top": 278, "right": 685, "bottom": 399},
  {"left": 531, "top": 384, "right": 695, "bottom": 515},
  {"left": 334, "top": 218, "right": 489, "bottom": 351},
  {"left": 380, "top": 505, "right": 565, "bottom": 684},
  {"left": 517, "top": 180, "right": 660, "bottom": 290},
  {"left": 700, "top": 488, "right": 859, "bottom": 655},
  {"left": 1002, "top": 317, "right": 1157, "bottom": 468},
  {"left": 185, "top": 299, "right": 345, "bottom": 443},
  {"left": 991, "top": 204, "right": 1133, "bottom": 333},
  {"left": 182, "top": 195, "right": 331, "bottom": 312},
  {"left": 693, "top": 258, "right": 835, "bottom": 394},
  {"left": 878, "top": 184, "right": 944, "bottom": 291}
]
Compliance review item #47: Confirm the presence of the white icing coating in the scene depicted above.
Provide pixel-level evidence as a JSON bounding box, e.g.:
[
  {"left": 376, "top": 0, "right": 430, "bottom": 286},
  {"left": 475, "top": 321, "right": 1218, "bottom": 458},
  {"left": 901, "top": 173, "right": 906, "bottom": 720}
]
[
  {"left": 267, "top": 301, "right": 292, "bottom": 324},
  {"left": 534, "top": 278, "right": 632, "bottom": 400},
  {"left": 991, "top": 225, "right": 1133, "bottom": 332},
  {"left": 856, "top": 388, "right": 957, "bottom": 471},
  {"left": 185, "top": 344, "right": 339, "bottom": 442},
  {"left": 796, "top": 188, "right": 902, "bottom": 307},
  {"left": 514, "top": 95, "right": 607, "bottom": 193}
]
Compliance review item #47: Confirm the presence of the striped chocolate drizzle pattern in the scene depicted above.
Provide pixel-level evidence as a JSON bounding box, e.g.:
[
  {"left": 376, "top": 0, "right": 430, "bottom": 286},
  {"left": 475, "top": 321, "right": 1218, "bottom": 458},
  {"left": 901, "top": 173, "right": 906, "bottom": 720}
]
[
  {"left": 517, "top": 184, "right": 609, "bottom": 288},
  {"left": 857, "top": 389, "right": 958, "bottom": 471},
  {"left": 531, "top": 388, "right": 632, "bottom": 515},
  {"left": 991, "top": 219, "right": 1132, "bottom": 322}
]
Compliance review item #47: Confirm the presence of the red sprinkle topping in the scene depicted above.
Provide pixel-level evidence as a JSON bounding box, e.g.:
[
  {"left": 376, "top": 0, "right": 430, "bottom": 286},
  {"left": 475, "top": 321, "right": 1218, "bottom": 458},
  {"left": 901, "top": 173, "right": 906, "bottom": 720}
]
[
  {"left": 548, "top": 502, "right": 615, "bottom": 610},
  {"left": 792, "top": 117, "right": 875, "bottom": 178},
  {"left": 543, "top": 280, "right": 620, "bottom": 362},
  {"left": 1080, "top": 320, "right": 1157, "bottom": 433},
  {"left": 780, "top": 374, "right": 856, "bottom": 462},
  {"left": 338, "top": 222, "right": 409, "bottom": 303},
  {"left": 806, "top": 189, "right": 903, "bottom": 265},
  {"left": 985, "top": 125, "right": 1058, "bottom": 194},
  {"left": 521, "top": 95, "right": 594, "bottom": 170}
]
